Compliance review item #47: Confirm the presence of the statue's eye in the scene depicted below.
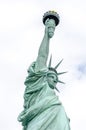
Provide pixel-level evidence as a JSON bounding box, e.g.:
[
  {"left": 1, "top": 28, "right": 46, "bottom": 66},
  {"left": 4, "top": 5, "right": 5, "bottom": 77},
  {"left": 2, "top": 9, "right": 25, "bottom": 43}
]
[
  {"left": 51, "top": 76, "right": 56, "bottom": 81},
  {"left": 54, "top": 80, "right": 57, "bottom": 83}
]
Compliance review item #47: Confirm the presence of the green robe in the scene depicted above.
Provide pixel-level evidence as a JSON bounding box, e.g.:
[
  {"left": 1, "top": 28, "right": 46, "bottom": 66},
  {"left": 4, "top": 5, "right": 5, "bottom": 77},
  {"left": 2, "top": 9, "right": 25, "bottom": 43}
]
[{"left": 18, "top": 62, "right": 70, "bottom": 130}]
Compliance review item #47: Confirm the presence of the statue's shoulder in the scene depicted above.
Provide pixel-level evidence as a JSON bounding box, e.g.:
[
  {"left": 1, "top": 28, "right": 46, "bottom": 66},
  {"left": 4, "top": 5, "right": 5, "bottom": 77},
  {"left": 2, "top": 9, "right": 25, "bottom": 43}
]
[{"left": 27, "top": 61, "right": 48, "bottom": 76}]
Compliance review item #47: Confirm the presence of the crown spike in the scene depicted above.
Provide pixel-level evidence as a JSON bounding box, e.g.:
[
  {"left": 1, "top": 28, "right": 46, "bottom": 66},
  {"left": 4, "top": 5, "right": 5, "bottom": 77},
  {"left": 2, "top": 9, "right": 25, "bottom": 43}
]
[
  {"left": 48, "top": 54, "right": 52, "bottom": 68},
  {"left": 58, "top": 80, "right": 65, "bottom": 84},
  {"left": 54, "top": 59, "right": 63, "bottom": 69},
  {"left": 57, "top": 71, "right": 67, "bottom": 75},
  {"left": 55, "top": 87, "right": 60, "bottom": 93}
]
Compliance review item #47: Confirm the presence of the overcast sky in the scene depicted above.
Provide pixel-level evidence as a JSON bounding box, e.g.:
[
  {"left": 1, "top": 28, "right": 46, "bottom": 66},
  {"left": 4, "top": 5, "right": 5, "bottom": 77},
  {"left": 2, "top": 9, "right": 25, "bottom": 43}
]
[{"left": 0, "top": 0, "right": 86, "bottom": 130}]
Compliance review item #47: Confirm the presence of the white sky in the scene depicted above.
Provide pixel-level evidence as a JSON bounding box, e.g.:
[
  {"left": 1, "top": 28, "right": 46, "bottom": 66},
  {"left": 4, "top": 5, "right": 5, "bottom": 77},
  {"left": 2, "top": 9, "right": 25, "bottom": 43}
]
[{"left": 0, "top": 0, "right": 86, "bottom": 130}]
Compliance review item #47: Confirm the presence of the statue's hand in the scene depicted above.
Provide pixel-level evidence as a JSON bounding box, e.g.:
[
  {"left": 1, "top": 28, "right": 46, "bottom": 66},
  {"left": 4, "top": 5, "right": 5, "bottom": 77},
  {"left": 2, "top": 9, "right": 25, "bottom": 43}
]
[
  {"left": 45, "top": 18, "right": 56, "bottom": 38},
  {"left": 45, "top": 25, "right": 49, "bottom": 37},
  {"left": 44, "top": 18, "right": 50, "bottom": 37}
]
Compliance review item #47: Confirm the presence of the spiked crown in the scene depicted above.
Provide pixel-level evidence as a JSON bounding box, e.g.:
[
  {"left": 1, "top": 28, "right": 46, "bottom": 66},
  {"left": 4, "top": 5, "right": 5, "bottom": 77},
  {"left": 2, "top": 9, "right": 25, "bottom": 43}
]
[{"left": 48, "top": 55, "right": 67, "bottom": 84}]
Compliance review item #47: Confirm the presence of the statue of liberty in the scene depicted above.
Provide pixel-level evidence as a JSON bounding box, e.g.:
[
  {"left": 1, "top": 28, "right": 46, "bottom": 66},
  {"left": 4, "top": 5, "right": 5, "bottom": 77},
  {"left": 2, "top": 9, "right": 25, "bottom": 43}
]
[{"left": 18, "top": 11, "right": 70, "bottom": 130}]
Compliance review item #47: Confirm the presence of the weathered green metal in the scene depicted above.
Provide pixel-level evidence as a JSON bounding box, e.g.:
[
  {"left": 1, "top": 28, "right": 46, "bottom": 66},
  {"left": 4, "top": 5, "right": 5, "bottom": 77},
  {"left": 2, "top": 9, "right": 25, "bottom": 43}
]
[{"left": 18, "top": 11, "right": 70, "bottom": 130}]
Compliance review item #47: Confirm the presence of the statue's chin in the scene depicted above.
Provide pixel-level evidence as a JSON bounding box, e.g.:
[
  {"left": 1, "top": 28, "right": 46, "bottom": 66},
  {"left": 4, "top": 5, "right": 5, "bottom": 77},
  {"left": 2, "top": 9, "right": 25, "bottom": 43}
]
[
  {"left": 48, "top": 82, "right": 55, "bottom": 89},
  {"left": 49, "top": 84, "right": 55, "bottom": 89}
]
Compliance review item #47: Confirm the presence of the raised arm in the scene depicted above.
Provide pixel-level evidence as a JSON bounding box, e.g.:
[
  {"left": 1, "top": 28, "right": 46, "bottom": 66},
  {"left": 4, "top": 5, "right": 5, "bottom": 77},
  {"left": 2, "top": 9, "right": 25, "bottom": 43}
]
[{"left": 35, "top": 19, "right": 56, "bottom": 72}]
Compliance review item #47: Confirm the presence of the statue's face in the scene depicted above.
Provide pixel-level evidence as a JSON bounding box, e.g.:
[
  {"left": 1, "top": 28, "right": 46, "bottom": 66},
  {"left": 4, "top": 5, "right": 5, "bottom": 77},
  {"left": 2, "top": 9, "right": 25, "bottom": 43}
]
[
  {"left": 47, "top": 19, "right": 56, "bottom": 38},
  {"left": 47, "top": 71, "right": 58, "bottom": 89}
]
